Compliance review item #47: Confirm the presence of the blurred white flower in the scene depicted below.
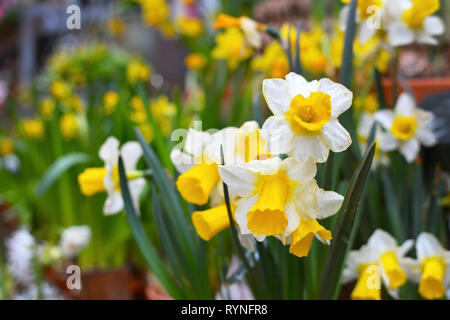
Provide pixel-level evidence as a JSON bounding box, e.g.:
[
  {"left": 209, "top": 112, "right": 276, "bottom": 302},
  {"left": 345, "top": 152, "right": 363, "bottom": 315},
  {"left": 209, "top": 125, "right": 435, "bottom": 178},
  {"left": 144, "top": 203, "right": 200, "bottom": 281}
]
[
  {"left": 59, "top": 225, "right": 92, "bottom": 258},
  {"left": 374, "top": 93, "right": 437, "bottom": 163},
  {"left": 6, "top": 229, "right": 36, "bottom": 285}
]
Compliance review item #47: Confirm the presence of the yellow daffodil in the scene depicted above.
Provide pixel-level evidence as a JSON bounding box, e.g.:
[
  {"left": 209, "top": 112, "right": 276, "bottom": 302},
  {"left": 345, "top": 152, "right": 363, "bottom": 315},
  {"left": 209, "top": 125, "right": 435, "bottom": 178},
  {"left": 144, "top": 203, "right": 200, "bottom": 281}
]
[
  {"left": 107, "top": 17, "right": 125, "bottom": 37},
  {"left": 149, "top": 95, "right": 176, "bottom": 136},
  {"left": 0, "top": 138, "right": 14, "bottom": 156},
  {"left": 39, "top": 98, "right": 56, "bottom": 120},
  {"left": 340, "top": 0, "right": 385, "bottom": 44},
  {"left": 185, "top": 53, "right": 207, "bottom": 71},
  {"left": 342, "top": 229, "right": 413, "bottom": 300},
  {"left": 212, "top": 27, "right": 252, "bottom": 70},
  {"left": 387, "top": 0, "right": 444, "bottom": 46},
  {"left": 402, "top": 232, "right": 450, "bottom": 300},
  {"left": 19, "top": 119, "right": 44, "bottom": 139},
  {"left": 127, "top": 60, "right": 151, "bottom": 85},
  {"left": 50, "top": 81, "right": 71, "bottom": 100},
  {"left": 251, "top": 42, "right": 289, "bottom": 79},
  {"left": 261, "top": 72, "right": 353, "bottom": 163},
  {"left": 175, "top": 16, "right": 204, "bottom": 37},
  {"left": 103, "top": 91, "right": 119, "bottom": 115},
  {"left": 219, "top": 156, "right": 343, "bottom": 257},
  {"left": 78, "top": 137, "right": 145, "bottom": 215},
  {"left": 374, "top": 93, "right": 437, "bottom": 163},
  {"left": 59, "top": 113, "right": 79, "bottom": 139},
  {"left": 214, "top": 13, "right": 265, "bottom": 49}
]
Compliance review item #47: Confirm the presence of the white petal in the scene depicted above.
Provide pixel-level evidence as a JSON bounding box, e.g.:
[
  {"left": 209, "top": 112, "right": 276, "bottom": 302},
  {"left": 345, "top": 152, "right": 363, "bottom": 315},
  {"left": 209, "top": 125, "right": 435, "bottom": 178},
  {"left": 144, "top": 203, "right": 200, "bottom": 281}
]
[
  {"left": 283, "top": 157, "right": 316, "bottom": 185},
  {"left": 357, "top": 112, "right": 375, "bottom": 140},
  {"left": 283, "top": 201, "right": 300, "bottom": 236},
  {"left": 103, "top": 191, "right": 123, "bottom": 215},
  {"left": 395, "top": 93, "right": 416, "bottom": 116},
  {"left": 399, "top": 138, "right": 420, "bottom": 163},
  {"left": 388, "top": 22, "right": 414, "bottom": 47},
  {"left": 416, "top": 109, "right": 434, "bottom": 126},
  {"left": 378, "top": 132, "right": 399, "bottom": 151},
  {"left": 219, "top": 164, "right": 257, "bottom": 197},
  {"left": 238, "top": 233, "right": 256, "bottom": 252},
  {"left": 416, "top": 232, "right": 443, "bottom": 261},
  {"left": 317, "top": 189, "right": 344, "bottom": 219},
  {"left": 416, "top": 31, "right": 438, "bottom": 45},
  {"left": 261, "top": 116, "right": 295, "bottom": 154},
  {"left": 99, "top": 136, "right": 120, "bottom": 164},
  {"left": 424, "top": 16, "right": 444, "bottom": 36},
  {"left": 292, "top": 180, "right": 319, "bottom": 220},
  {"left": 184, "top": 129, "right": 212, "bottom": 158},
  {"left": 416, "top": 128, "right": 437, "bottom": 147},
  {"left": 262, "top": 78, "right": 290, "bottom": 115},
  {"left": 130, "top": 178, "right": 146, "bottom": 215},
  {"left": 367, "top": 229, "right": 397, "bottom": 254},
  {"left": 235, "top": 196, "right": 258, "bottom": 235},
  {"left": 318, "top": 78, "right": 353, "bottom": 118},
  {"left": 321, "top": 119, "right": 352, "bottom": 153},
  {"left": 397, "top": 239, "right": 414, "bottom": 258},
  {"left": 292, "top": 135, "right": 329, "bottom": 163},
  {"left": 400, "top": 257, "right": 421, "bottom": 283},
  {"left": 170, "top": 148, "right": 194, "bottom": 173},
  {"left": 357, "top": 21, "right": 376, "bottom": 44},
  {"left": 374, "top": 110, "right": 394, "bottom": 130},
  {"left": 204, "top": 127, "right": 238, "bottom": 164},
  {"left": 285, "top": 72, "right": 312, "bottom": 98},
  {"left": 120, "top": 141, "right": 143, "bottom": 171}
]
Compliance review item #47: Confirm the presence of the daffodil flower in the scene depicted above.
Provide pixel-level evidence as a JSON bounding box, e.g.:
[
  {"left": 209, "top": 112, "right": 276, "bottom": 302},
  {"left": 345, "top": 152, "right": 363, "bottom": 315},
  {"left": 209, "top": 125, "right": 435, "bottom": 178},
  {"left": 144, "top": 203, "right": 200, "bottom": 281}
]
[
  {"left": 59, "top": 225, "right": 91, "bottom": 258},
  {"left": 374, "top": 93, "right": 437, "bottom": 163},
  {"left": 172, "top": 122, "right": 270, "bottom": 245},
  {"left": 357, "top": 112, "right": 389, "bottom": 169},
  {"left": 402, "top": 232, "right": 450, "bottom": 300},
  {"left": 78, "top": 137, "right": 145, "bottom": 215},
  {"left": 342, "top": 229, "right": 413, "bottom": 300},
  {"left": 340, "top": 0, "right": 388, "bottom": 44},
  {"left": 213, "top": 13, "right": 265, "bottom": 49},
  {"left": 261, "top": 72, "right": 353, "bottom": 163},
  {"left": 219, "top": 156, "right": 343, "bottom": 257},
  {"left": 387, "top": 0, "right": 444, "bottom": 46}
]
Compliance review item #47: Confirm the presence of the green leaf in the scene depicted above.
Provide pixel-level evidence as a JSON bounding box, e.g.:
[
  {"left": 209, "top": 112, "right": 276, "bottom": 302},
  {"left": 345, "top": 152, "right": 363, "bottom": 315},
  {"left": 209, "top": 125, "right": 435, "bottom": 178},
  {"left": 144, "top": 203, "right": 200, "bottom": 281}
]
[
  {"left": 318, "top": 141, "right": 376, "bottom": 299},
  {"left": 118, "top": 156, "right": 183, "bottom": 299},
  {"left": 34, "top": 152, "right": 91, "bottom": 197},
  {"left": 294, "top": 20, "right": 303, "bottom": 75}
]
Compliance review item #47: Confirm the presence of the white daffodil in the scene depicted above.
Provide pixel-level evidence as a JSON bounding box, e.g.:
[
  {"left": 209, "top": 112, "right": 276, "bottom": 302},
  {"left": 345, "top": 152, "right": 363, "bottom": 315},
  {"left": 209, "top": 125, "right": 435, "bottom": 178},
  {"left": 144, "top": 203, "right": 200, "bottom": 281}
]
[
  {"left": 172, "top": 122, "right": 270, "bottom": 246},
  {"left": 219, "top": 156, "right": 343, "bottom": 257},
  {"left": 171, "top": 121, "right": 270, "bottom": 206},
  {"left": 261, "top": 72, "right": 352, "bottom": 163},
  {"left": 374, "top": 93, "right": 437, "bottom": 163},
  {"left": 342, "top": 229, "right": 413, "bottom": 300},
  {"left": 357, "top": 111, "right": 389, "bottom": 169},
  {"left": 402, "top": 232, "right": 450, "bottom": 300},
  {"left": 340, "top": 0, "right": 389, "bottom": 44},
  {"left": 213, "top": 14, "right": 264, "bottom": 49},
  {"left": 59, "top": 225, "right": 92, "bottom": 258},
  {"left": 387, "top": 0, "right": 444, "bottom": 47},
  {"left": 78, "top": 137, "right": 146, "bottom": 215}
]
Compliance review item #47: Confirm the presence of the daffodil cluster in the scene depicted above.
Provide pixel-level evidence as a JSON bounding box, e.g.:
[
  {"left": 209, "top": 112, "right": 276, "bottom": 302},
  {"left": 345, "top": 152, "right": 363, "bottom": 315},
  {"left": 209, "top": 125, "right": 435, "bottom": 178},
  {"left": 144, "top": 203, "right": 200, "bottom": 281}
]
[{"left": 171, "top": 72, "right": 354, "bottom": 258}]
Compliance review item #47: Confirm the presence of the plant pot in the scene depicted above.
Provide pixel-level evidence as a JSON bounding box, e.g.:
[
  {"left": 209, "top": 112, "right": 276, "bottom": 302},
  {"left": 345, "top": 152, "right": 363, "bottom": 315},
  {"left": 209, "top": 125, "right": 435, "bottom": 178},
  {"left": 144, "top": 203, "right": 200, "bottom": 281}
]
[
  {"left": 45, "top": 265, "right": 147, "bottom": 300},
  {"left": 382, "top": 77, "right": 450, "bottom": 106}
]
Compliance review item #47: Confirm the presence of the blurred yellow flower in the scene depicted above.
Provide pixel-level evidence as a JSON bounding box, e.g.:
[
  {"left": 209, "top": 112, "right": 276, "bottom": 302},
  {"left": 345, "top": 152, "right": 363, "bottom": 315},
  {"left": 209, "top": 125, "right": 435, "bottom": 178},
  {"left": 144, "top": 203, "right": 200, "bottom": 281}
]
[
  {"left": 402, "top": 0, "right": 439, "bottom": 30},
  {"left": 103, "top": 91, "right": 119, "bottom": 115},
  {"left": 212, "top": 27, "right": 252, "bottom": 70},
  {"left": 185, "top": 53, "right": 207, "bottom": 71},
  {"left": 60, "top": 113, "right": 79, "bottom": 139},
  {"left": 39, "top": 98, "right": 56, "bottom": 120},
  {"left": 251, "top": 42, "right": 289, "bottom": 78},
  {"left": 50, "top": 81, "right": 70, "bottom": 100},
  {"left": 150, "top": 95, "right": 176, "bottom": 136},
  {"left": 67, "top": 95, "right": 85, "bottom": 113},
  {"left": 175, "top": 16, "right": 203, "bottom": 37},
  {"left": 214, "top": 13, "right": 265, "bottom": 49},
  {"left": 127, "top": 61, "right": 151, "bottom": 85},
  {"left": 138, "top": 123, "right": 154, "bottom": 142},
  {"left": 138, "top": 0, "right": 170, "bottom": 28},
  {"left": 19, "top": 119, "right": 44, "bottom": 139},
  {"left": 107, "top": 17, "right": 126, "bottom": 37},
  {"left": 0, "top": 138, "right": 14, "bottom": 156}
]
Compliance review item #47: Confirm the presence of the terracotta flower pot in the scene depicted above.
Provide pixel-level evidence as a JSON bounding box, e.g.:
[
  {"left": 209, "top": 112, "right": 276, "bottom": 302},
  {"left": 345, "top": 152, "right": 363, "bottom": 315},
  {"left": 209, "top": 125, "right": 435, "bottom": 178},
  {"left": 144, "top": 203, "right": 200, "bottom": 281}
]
[
  {"left": 382, "top": 77, "right": 450, "bottom": 106},
  {"left": 45, "top": 265, "right": 147, "bottom": 300}
]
